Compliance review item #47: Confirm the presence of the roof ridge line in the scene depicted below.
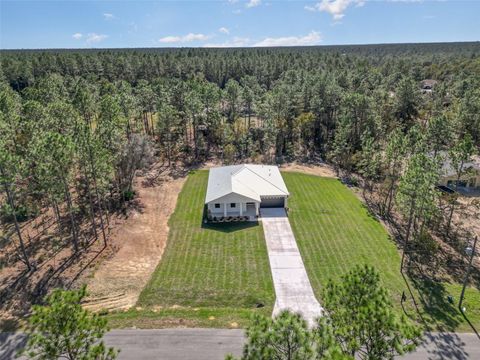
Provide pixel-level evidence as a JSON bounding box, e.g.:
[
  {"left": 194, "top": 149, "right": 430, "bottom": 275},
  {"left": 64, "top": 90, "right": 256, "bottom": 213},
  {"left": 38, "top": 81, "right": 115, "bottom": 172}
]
[
  {"left": 241, "top": 166, "right": 289, "bottom": 196},
  {"left": 232, "top": 176, "right": 261, "bottom": 200},
  {"left": 230, "top": 164, "right": 246, "bottom": 177}
]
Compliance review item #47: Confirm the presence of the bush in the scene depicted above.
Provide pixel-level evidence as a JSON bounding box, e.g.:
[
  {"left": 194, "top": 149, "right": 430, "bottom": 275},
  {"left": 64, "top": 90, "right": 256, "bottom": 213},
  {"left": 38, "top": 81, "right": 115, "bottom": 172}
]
[
  {"left": 411, "top": 230, "right": 440, "bottom": 265},
  {"left": 1, "top": 203, "right": 37, "bottom": 222},
  {"left": 122, "top": 190, "right": 136, "bottom": 201}
]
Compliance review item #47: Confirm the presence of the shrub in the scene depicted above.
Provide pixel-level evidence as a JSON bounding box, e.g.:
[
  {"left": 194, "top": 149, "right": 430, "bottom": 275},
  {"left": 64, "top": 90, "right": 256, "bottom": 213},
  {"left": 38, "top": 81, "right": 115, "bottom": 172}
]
[
  {"left": 1, "top": 203, "right": 38, "bottom": 222},
  {"left": 122, "top": 190, "right": 136, "bottom": 201}
]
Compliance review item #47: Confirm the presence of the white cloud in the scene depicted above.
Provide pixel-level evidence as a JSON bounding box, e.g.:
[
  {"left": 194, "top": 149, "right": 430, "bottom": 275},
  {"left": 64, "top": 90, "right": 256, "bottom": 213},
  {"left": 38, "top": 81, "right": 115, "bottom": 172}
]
[
  {"left": 204, "top": 37, "right": 251, "bottom": 48},
  {"left": 159, "top": 33, "right": 211, "bottom": 44},
  {"left": 86, "top": 33, "right": 108, "bottom": 44},
  {"left": 305, "top": 0, "right": 364, "bottom": 20},
  {"left": 183, "top": 33, "right": 210, "bottom": 42},
  {"left": 253, "top": 31, "right": 322, "bottom": 47},
  {"left": 72, "top": 33, "right": 83, "bottom": 40},
  {"left": 204, "top": 31, "right": 323, "bottom": 48},
  {"left": 219, "top": 27, "right": 230, "bottom": 34},
  {"left": 158, "top": 36, "right": 181, "bottom": 43},
  {"left": 103, "top": 13, "right": 115, "bottom": 20},
  {"left": 246, "top": 0, "right": 261, "bottom": 8},
  {"left": 306, "top": 0, "right": 430, "bottom": 20}
]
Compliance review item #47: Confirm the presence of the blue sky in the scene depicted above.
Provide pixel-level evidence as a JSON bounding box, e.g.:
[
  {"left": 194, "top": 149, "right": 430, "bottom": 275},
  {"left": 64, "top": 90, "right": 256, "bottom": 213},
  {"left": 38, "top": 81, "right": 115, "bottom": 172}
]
[{"left": 1, "top": 0, "right": 479, "bottom": 49}]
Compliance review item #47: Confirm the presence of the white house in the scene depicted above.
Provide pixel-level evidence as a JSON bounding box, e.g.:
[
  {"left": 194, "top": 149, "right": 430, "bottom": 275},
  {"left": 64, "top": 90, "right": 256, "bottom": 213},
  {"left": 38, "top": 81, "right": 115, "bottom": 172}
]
[
  {"left": 438, "top": 154, "right": 480, "bottom": 193},
  {"left": 205, "top": 164, "right": 289, "bottom": 220}
]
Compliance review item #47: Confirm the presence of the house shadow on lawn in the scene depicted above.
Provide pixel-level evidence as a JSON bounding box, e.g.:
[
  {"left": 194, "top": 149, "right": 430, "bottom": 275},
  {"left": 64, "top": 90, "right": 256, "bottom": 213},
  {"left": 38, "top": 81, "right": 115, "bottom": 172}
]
[
  {"left": 200, "top": 205, "right": 259, "bottom": 233},
  {"left": 201, "top": 221, "right": 259, "bottom": 233}
]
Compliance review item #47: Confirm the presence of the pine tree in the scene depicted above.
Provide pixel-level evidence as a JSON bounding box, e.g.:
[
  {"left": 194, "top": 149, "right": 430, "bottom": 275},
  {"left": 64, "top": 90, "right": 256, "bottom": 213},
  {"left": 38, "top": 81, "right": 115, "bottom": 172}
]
[
  {"left": 322, "top": 265, "right": 421, "bottom": 359},
  {"left": 20, "top": 287, "right": 118, "bottom": 360},
  {"left": 446, "top": 134, "right": 476, "bottom": 235},
  {"left": 396, "top": 152, "right": 439, "bottom": 270}
]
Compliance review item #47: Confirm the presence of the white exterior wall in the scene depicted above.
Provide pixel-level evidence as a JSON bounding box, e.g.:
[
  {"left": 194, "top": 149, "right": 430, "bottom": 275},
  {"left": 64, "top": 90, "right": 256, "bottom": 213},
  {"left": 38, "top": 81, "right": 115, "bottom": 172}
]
[
  {"left": 207, "top": 202, "right": 247, "bottom": 214},
  {"left": 439, "top": 174, "right": 480, "bottom": 188},
  {"left": 207, "top": 193, "right": 258, "bottom": 215},
  {"left": 207, "top": 202, "right": 225, "bottom": 214}
]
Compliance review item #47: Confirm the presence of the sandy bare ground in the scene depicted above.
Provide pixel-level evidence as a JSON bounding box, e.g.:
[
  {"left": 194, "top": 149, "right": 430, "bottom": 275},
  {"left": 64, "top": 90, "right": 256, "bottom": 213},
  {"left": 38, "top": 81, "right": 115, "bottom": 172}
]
[
  {"left": 456, "top": 197, "right": 480, "bottom": 238},
  {"left": 83, "top": 165, "right": 186, "bottom": 312},
  {"left": 201, "top": 160, "right": 337, "bottom": 179},
  {"left": 279, "top": 162, "right": 337, "bottom": 178}
]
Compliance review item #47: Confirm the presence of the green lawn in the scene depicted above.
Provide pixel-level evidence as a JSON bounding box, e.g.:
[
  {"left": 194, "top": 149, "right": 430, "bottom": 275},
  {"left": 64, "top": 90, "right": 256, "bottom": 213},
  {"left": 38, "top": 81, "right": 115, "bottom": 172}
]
[
  {"left": 108, "top": 170, "right": 479, "bottom": 331},
  {"left": 283, "top": 172, "right": 480, "bottom": 332},
  {"left": 133, "top": 170, "right": 274, "bottom": 327}
]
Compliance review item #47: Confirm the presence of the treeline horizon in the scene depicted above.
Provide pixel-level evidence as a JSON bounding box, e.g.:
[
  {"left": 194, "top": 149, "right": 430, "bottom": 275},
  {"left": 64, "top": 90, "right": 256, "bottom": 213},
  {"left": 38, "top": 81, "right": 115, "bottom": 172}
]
[{"left": 1, "top": 40, "right": 479, "bottom": 52}]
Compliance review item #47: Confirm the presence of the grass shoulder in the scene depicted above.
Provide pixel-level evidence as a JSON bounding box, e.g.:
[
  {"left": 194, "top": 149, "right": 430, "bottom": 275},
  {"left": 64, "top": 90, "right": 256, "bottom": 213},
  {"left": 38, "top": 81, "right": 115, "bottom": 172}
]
[{"left": 104, "top": 306, "right": 271, "bottom": 329}]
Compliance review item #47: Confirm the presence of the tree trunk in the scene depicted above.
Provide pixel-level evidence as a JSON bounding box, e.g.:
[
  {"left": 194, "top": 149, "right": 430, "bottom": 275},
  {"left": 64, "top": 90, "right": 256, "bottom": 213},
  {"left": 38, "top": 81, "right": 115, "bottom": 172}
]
[
  {"left": 0, "top": 167, "right": 31, "bottom": 270},
  {"left": 385, "top": 176, "right": 397, "bottom": 217},
  {"left": 81, "top": 162, "right": 98, "bottom": 241},
  {"left": 63, "top": 179, "right": 79, "bottom": 253},
  {"left": 401, "top": 198, "right": 416, "bottom": 272},
  {"left": 52, "top": 198, "right": 62, "bottom": 233},
  {"left": 446, "top": 198, "right": 456, "bottom": 237},
  {"left": 446, "top": 165, "right": 464, "bottom": 236},
  {"left": 84, "top": 123, "right": 108, "bottom": 245}
]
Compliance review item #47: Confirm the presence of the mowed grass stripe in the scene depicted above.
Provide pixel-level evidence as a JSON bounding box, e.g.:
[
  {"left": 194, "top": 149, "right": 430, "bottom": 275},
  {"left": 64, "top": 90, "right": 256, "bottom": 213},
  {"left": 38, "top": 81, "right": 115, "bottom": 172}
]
[
  {"left": 283, "top": 172, "right": 480, "bottom": 332},
  {"left": 283, "top": 172, "right": 406, "bottom": 302},
  {"left": 138, "top": 170, "right": 275, "bottom": 309}
]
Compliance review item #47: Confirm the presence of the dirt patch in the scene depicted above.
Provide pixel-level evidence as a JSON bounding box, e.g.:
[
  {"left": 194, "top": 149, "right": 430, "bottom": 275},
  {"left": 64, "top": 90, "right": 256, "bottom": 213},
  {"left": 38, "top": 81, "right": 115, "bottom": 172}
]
[
  {"left": 279, "top": 162, "right": 337, "bottom": 178},
  {"left": 200, "top": 160, "right": 337, "bottom": 178},
  {"left": 82, "top": 165, "right": 186, "bottom": 312},
  {"left": 349, "top": 182, "right": 480, "bottom": 283},
  {"left": 1, "top": 204, "right": 119, "bottom": 329},
  {"left": 455, "top": 197, "right": 480, "bottom": 238}
]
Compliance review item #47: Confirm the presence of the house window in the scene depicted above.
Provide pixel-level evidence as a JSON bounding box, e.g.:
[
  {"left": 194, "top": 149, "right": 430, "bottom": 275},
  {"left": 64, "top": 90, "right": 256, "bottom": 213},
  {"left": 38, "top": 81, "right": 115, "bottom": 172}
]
[
  {"left": 230, "top": 203, "right": 236, "bottom": 208},
  {"left": 214, "top": 203, "right": 220, "bottom": 209}
]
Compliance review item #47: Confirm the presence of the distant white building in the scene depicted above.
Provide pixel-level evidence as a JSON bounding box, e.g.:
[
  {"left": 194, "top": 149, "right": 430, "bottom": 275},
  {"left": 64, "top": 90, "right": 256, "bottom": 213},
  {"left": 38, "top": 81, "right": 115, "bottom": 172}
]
[
  {"left": 438, "top": 153, "right": 480, "bottom": 193},
  {"left": 421, "top": 79, "right": 438, "bottom": 94},
  {"left": 205, "top": 164, "right": 289, "bottom": 220}
]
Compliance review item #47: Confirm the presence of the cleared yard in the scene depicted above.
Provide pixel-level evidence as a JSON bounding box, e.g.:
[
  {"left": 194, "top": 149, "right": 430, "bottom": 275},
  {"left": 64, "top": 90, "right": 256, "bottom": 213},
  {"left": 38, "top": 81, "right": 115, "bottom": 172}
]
[
  {"left": 283, "top": 172, "right": 480, "bottom": 332},
  {"left": 284, "top": 173, "right": 406, "bottom": 300},
  {"left": 134, "top": 170, "right": 274, "bottom": 325},
  {"left": 108, "top": 170, "right": 478, "bottom": 330}
]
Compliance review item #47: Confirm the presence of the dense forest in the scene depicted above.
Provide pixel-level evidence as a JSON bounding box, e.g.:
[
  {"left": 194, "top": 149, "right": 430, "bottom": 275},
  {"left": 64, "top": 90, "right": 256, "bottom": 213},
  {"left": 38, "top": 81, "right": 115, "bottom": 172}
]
[{"left": 1, "top": 42, "right": 480, "bottom": 310}]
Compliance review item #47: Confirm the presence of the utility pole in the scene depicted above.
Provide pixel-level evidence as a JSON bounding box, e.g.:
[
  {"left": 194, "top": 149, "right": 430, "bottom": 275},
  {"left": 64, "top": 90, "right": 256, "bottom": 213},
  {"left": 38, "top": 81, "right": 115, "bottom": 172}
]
[{"left": 459, "top": 235, "right": 478, "bottom": 313}]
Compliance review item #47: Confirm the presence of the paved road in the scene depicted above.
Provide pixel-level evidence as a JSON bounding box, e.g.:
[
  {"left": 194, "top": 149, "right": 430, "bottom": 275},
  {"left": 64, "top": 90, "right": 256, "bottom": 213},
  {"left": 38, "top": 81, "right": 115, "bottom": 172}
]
[
  {"left": 1, "top": 329, "right": 244, "bottom": 360},
  {"left": 2, "top": 329, "right": 479, "bottom": 359},
  {"left": 260, "top": 208, "right": 323, "bottom": 325},
  {"left": 402, "top": 332, "right": 479, "bottom": 359}
]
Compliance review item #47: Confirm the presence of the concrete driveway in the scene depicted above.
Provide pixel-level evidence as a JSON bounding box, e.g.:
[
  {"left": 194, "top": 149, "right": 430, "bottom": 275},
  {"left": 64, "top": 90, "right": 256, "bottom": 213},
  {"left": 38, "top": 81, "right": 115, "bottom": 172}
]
[{"left": 260, "top": 208, "right": 323, "bottom": 325}]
